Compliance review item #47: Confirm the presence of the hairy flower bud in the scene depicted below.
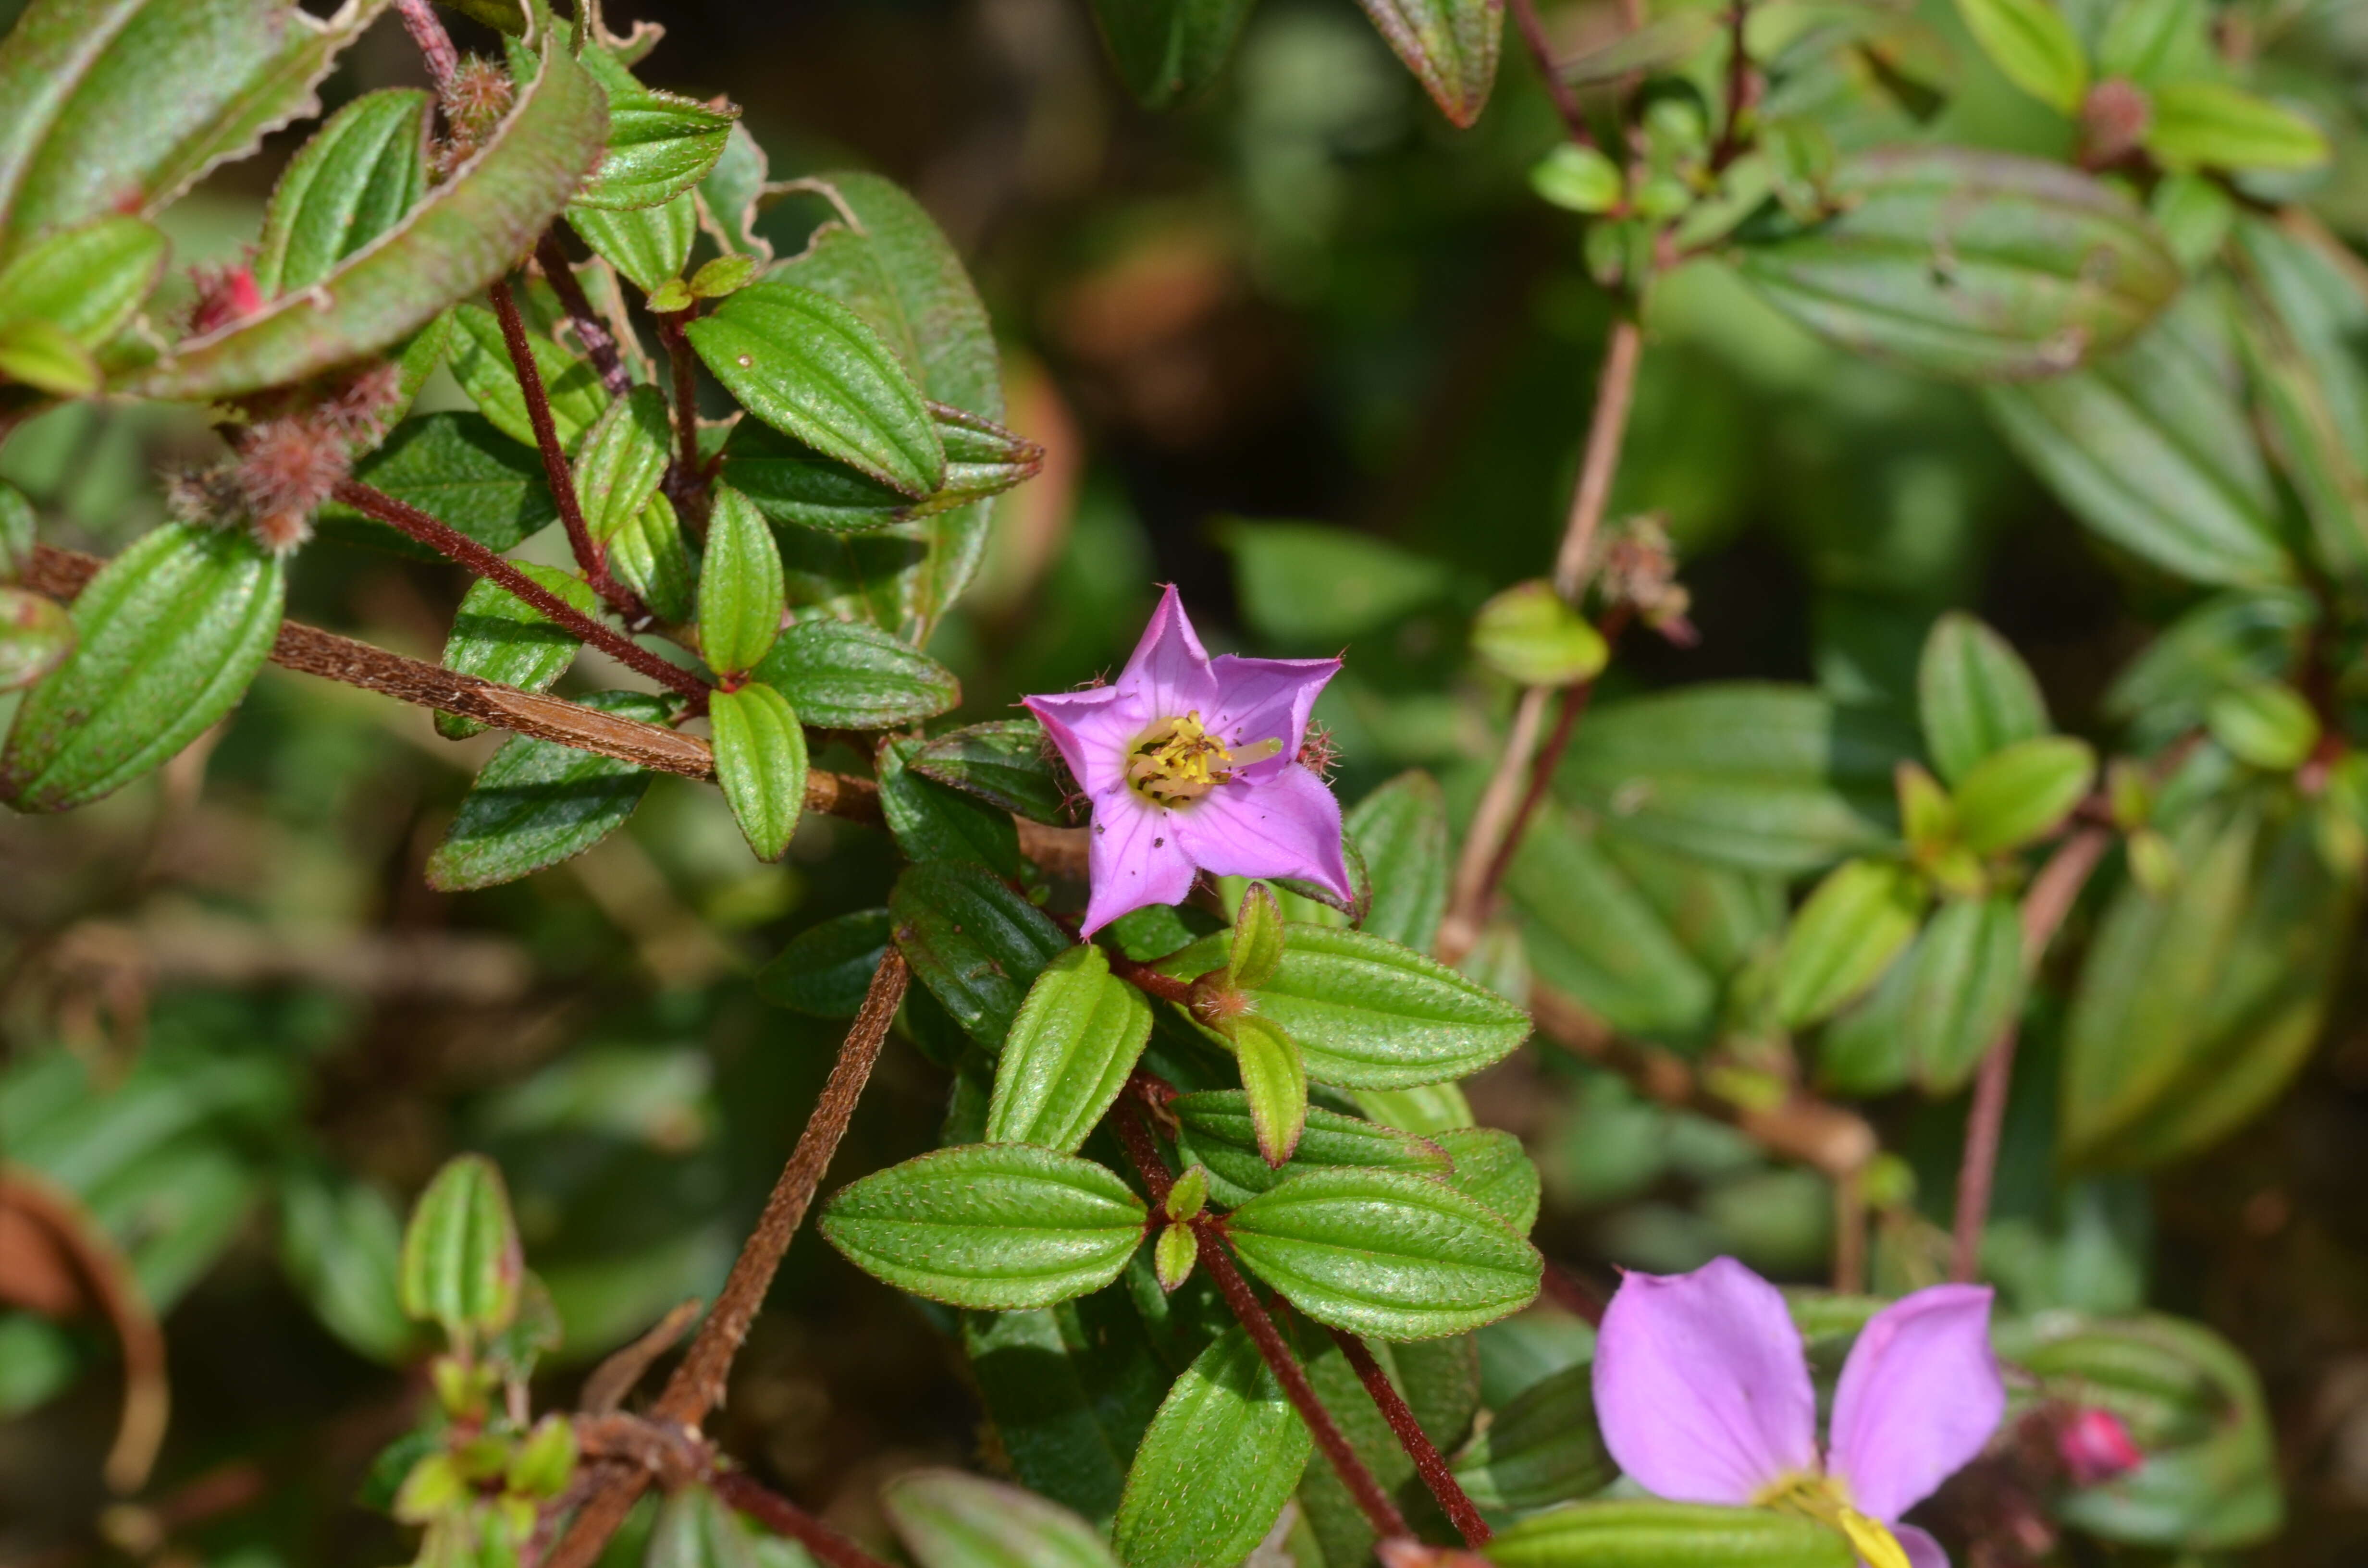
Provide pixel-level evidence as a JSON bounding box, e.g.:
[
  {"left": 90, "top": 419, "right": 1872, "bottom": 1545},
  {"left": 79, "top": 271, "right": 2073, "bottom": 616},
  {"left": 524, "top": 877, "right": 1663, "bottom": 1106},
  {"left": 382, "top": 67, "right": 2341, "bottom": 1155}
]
[{"left": 2057, "top": 1407, "right": 2143, "bottom": 1485}]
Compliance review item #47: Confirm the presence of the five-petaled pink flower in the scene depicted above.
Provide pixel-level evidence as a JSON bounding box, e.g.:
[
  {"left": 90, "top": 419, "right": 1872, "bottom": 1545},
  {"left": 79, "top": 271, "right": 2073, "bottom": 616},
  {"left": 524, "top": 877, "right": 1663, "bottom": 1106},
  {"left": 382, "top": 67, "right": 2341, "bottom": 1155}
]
[
  {"left": 1024, "top": 586, "right": 1351, "bottom": 935},
  {"left": 1594, "top": 1257, "right": 2006, "bottom": 1568}
]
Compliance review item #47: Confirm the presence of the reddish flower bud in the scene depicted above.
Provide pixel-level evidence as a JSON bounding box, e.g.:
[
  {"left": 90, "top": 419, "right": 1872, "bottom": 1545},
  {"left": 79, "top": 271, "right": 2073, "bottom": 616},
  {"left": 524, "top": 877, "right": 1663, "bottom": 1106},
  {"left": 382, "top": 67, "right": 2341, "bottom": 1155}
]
[
  {"left": 189, "top": 264, "right": 263, "bottom": 336},
  {"left": 2058, "top": 1407, "right": 2143, "bottom": 1485},
  {"left": 1377, "top": 1541, "right": 1492, "bottom": 1568}
]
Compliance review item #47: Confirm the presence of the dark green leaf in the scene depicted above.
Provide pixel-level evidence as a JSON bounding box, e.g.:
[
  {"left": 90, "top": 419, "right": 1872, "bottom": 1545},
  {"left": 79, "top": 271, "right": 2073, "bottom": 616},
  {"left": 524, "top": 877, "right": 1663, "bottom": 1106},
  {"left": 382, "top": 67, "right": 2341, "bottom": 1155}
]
[
  {"left": 253, "top": 88, "right": 430, "bottom": 296},
  {"left": 1484, "top": 1500, "right": 1855, "bottom": 1568},
  {"left": 890, "top": 861, "right": 1071, "bottom": 1048},
  {"left": 1111, "top": 1325, "right": 1310, "bottom": 1568},
  {"left": 710, "top": 681, "right": 808, "bottom": 861},
  {"left": 755, "top": 909, "right": 894, "bottom": 1017},
  {"left": 426, "top": 690, "right": 667, "bottom": 890},
  {"left": 985, "top": 944, "right": 1154, "bottom": 1155},
  {"left": 1434, "top": 1127, "right": 1541, "bottom": 1232},
  {"left": 883, "top": 1467, "right": 1120, "bottom": 1568},
  {"left": 0, "top": 215, "right": 166, "bottom": 345},
  {"left": 1086, "top": 0, "right": 1258, "bottom": 109},
  {"left": 880, "top": 735, "right": 1022, "bottom": 878},
  {"left": 319, "top": 412, "right": 557, "bottom": 557},
  {"left": 1735, "top": 147, "right": 2180, "bottom": 381},
  {"left": 2102, "top": 589, "right": 2314, "bottom": 749},
  {"left": 1355, "top": 0, "right": 1503, "bottom": 127},
  {"left": 698, "top": 487, "right": 784, "bottom": 676},
  {"left": 2231, "top": 220, "right": 2368, "bottom": 586},
  {"left": 277, "top": 1166, "right": 414, "bottom": 1364},
  {"left": 911, "top": 719, "right": 1070, "bottom": 823},
  {"left": 961, "top": 1296, "right": 1169, "bottom": 1528},
  {"left": 1170, "top": 1090, "right": 1448, "bottom": 1208},
  {"left": 432, "top": 561, "right": 595, "bottom": 740},
  {"left": 1347, "top": 771, "right": 1449, "bottom": 951},
  {"left": 0, "top": 587, "right": 74, "bottom": 692},
  {"left": 1952, "top": 735, "right": 2097, "bottom": 853},
  {"left": 725, "top": 404, "right": 1040, "bottom": 533},
  {"left": 1225, "top": 1167, "right": 1541, "bottom": 1340},
  {"left": 1774, "top": 858, "right": 1925, "bottom": 1030},
  {"left": 750, "top": 618, "right": 961, "bottom": 731},
  {"left": 1917, "top": 612, "right": 2050, "bottom": 785},
  {"left": 818, "top": 1142, "right": 1148, "bottom": 1311},
  {"left": 398, "top": 1153, "right": 522, "bottom": 1341},
  {"left": 1452, "top": 1358, "right": 1615, "bottom": 1514},
  {"left": 1, "top": 522, "right": 284, "bottom": 812}
]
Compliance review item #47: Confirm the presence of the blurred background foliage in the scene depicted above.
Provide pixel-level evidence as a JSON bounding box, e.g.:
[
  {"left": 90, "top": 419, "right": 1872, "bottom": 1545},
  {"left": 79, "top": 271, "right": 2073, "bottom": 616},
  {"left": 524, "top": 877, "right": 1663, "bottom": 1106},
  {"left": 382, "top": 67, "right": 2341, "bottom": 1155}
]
[{"left": 6, "top": 0, "right": 2368, "bottom": 1563}]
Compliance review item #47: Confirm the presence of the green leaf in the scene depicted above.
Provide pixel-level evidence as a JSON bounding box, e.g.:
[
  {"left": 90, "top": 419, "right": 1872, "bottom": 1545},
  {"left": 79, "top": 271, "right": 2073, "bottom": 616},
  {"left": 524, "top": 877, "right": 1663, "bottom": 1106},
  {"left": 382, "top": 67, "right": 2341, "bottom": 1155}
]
[
  {"left": 574, "top": 85, "right": 736, "bottom": 211},
  {"left": 724, "top": 408, "right": 1039, "bottom": 533},
  {"left": 755, "top": 909, "right": 894, "bottom": 1017},
  {"left": 2207, "top": 681, "right": 2319, "bottom": 771},
  {"left": 118, "top": 9, "right": 607, "bottom": 399},
  {"left": 648, "top": 1484, "right": 764, "bottom": 1568},
  {"left": 883, "top": 1468, "right": 1120, "bottom": 1568},
  {"left": 1533, "top": 143, "right": 1626, "bottom": 214},
  {"left": 1952, "top": 735, "right": 2097, "bottom": 853},
  {"left": 818, "top": 1142, "right": 1148, "bottom": 1311},
  {"left": 1224, "top": 1167, "right": 1541, "bottom": 1340},
  {"left": 1111, "top": 1325, "right": 1311, "bottom": 1568},
  {"left": 1347, "top": 771, "right": 1449, "bottom": 952},
  {"left": 1228, "top": 883, "right": 1287, "bottom": 990},
  {"left": 0, "top": 215, "right": 166, "bottom": 346},
  {"left": 253, "top": 88, "right": 430, "bottom": 296},
  {"left": 1229, "top": 1014, "right": 1309, "bottom": 1168},
  {"left": 1157, "top": 924, "right": 1532, "bottom": 1089},
  {"left": 879, "top": 735, "right": 1022, "bottom": 878},
  {"left": 1223, "top": 520, "right": 1452, "bottom": 647},
  {"left": 1354, "top": 0, "right": 1503, "bottom": 127},
  {"left": 1483, "top": 1499, "right": 1855, "bottom": 1568},
  {"left": 1352, "top": 1081, "right": 1474, "bottom": 1137},
  {"left": 320, "top": 412, "right": 557, "bottom": 557},
  {"left": 1983, "top": 295, "right": 2290, "bottom": 588},
  {"left": 277, "top": 1166, "right": 414, "bottom": 1364},
  {"left": 1917, "top": 612, "right": 2049, "bottom": 785},
  {"left": 567, "top": 190, "right": 696, "bottom": 294},
  {"left": 1433, "top": 1127, "right": 1541, "bottom": 1233},
  {"left": 890, "top": 861, "right": 1072, "bottom": 1048},
  {"left": 425, "top": 690, "right": 666, "bottom": 890},
  {"left": 985, "top": 944, "right": 1154, "bottom": 1155},
  {"left": 2230, "top": 220, "right": 2368, "bottom": 585},
  {"left": 1293, "top": 1330, "right": 1480, "bottom": 1566},
  {"left": 710, "top": 681, "right": 807, "bottom": 861},
  {"left": 1086, "top": 0, "right": 1258, "bottom": 109},
  {"left": 2146, "top": 82, "right": 2330, "bottom": 173},
  {"left": 1774, "top": 858, "right": 1926, "bottom": 1029},
  {"left": 1451, "top": 1359, "right": 1615, "bottom": 1514},
  {"left": 1903, "top": 894, "right": 2026, "bottom": 1094},
  {"left": 1558, "top": 685, "right": 1913, "bottom": 873},
  {"left": 451, "top": 302, "right": 608, "bottom": 452},
  {"left": 0, "top": 0, "right": 389, "bottom": 261},
  {"left": 749, "top": 618, "right": 961, "bottom": 731},
  {"left": 0, "top": 317, "right": 95, "bottom": 394},
  {"left": 0, "top": 479, "right": 33, "bottom": 581},
  {"left": 0, "top": 587, "right": 74, "bottom": 692},
  {"left": 1950, "top": 0, "right": 2087, "bottom": 113},
  {"left": 605, "top": 492, "right": 695, "bottom": 623},
  {"left": 1735, "top": 147, "right": 2179, "bottom": 381},
  {"left": 2097, "top": 0, "right": 2207, "bottom": 84},
  {"left": 1153, "top": 1221, "right": 1196, "bottom": 1291},
  {"left": 1, "top": 523, "right": 284, "bottom": 812},
  {"left": 398, "top": 1153, "right": 523, "bottom": 1342},
  {"left": 2062, "top": 797, "right": 2358, "bottom": 1168},
  {"left": 960, "top": 1298, "right": 1170, "bottom": 1528},
  {"left": 911, "top": 719, "right": 1070, "bottom": 824},
  {"left": 432, "top": 562, "right": 596, "bottom": 740},
  {"left": 2103, "top": 588, "right": 2314, "bottom": 750},
  {"left": 1170, "top": 1090, "right": 1451, "bottom": 1209},
  {"left": 1473, "top": 579, "right": 1609, "bottom": 688},
  {"left": 698, "top": 487, "right": 785, "bottom": 676},
  {"left": 688, "top": 281, "right": 944, "bottom": 499}
]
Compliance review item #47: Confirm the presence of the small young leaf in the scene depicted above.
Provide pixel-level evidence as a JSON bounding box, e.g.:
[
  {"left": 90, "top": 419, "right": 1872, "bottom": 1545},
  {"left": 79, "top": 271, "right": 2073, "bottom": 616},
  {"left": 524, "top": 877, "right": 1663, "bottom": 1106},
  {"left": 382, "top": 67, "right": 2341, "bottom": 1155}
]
[
  {"left": 426, "top": 691, "right": 668, "bottom": 890},
  {"left": 709, "top": 681, "right": 808, "bottom": 861},
  {"left": 1472, "top": 580, "right": 1609, "bottom": 688},
  {"left": 0, "top": 215, "right": 167, "bottom": 346},
  {"left": 1166, "top": 1166, "right": 1210, "bottom": 1223},
  {"left": 698, "top": 487, "right": 785, "bottom": 676},
  {"left": 1951, "top": 0, "right": 2089, "bottom": 113},
  {"left": 2146, "top": 82, "right": 2331, "bottom": 173},
  {"left": 0, "top": 587, "right": 74, "bottom": 692},
  {"left": 1952, "top": 735, "right": 2098, "bottom": 853},
  {"left": 1918, "top": 612, "right": 2050, "bottom": 784},
  {"left": 1231, "top": 1014, "right": 1309, "bottom": 1168},
  {"left": 253, "top": 89, "right": 431, "bottom": 296},
  {"left": 574, "top": 88, "right": 738, "bottom": 211},
  {"left": 984, "top": 944, "right": 1154, "bottom": 1155},
  {"left": 1225, "top": 1167, "right": 1541, "bottom": 1340},
  {"left": 818, "top": 1143, "right": 1149, "bottom": 1311},
  {"left": 690, "top": 254, "right": 758, "bottom": 300},
  {"left": 398, "top": 1153, "right": 523, "bottom": 1342},
  {"left": 1533, "top": 143, "right": 1626, "bottom": 213},
  {"left": 879, "top": 735, "right": 1023, "bottom": 877},
  {"left": 433, "top": 563, "right": 597, "bottom": 740},
  {"left": 450, "top": 303, "right": 606, "bottom": 451},
  {"left": 1171, "top": 1090, "right": 1451, "bottom": 1209},
  {"left": 750, "top": 617, "right": 960, "bottom": 731},
  {"left": 506, "top": 1415, "right": 578, "bottom": 1501},
  {"left": 1432, "top": 1127, "right": 1542, "bottom": 1233},
  {"left": 567, "top": 190, "right": 697, "bottom": 294},
  {"left": 911, "top": 719, "right": 1071, "bottom": 823},
  {"left": 1, "top": 523, "right": 284, "bottom": 812},
  {"left": 1153, "top": 1222, "right": 1197, "bottom": 1293},
  {"left": 1229, "top": 882, "right": 1287, "bottom": 990},
  {"left": 1112, "top": 1325, "right": 1312, "bottom": 1567},
  {"left": 1484, "top": 1499, "right": 1854, "bottom": 1568},
  {"left": 891, "top": 861, "right": 1072, "bottom": 1048},
  {"left": 882, "top": 1468, "right": 1121, "bottom": 1568},
  {"left": 322, "top": 412, "right": 558, "bottom": 556},
  {"left": 756, "top": 909, "right": 895, "bottom": 1017},
  {"left": 1773, "top": 858, "right": 1926, "bottom": 1029},
  {"left": 1451, "top": 1359, "right": 1616, "bottom": 1513},
  {"left": 2206, "top": 681, "right": 2320, "bottom": 772},
  {"left": 687, "top": 281, "right": 945, "bottom": 498}
]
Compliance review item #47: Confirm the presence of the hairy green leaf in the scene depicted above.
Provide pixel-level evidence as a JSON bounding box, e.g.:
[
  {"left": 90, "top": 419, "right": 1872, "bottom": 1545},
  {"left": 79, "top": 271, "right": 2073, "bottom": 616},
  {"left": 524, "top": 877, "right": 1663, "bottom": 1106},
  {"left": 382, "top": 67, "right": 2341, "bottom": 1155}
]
[
  {"left": 254, "top": 88, "right": 429, "bottom": 296},
  {"left": 567, "top": 189, "right": 695, "bottom": 294},
  {"left": 755, "top": 909, "right": 894, "bottom": 1017},
  {"left": 698, "top": 487, "right": 785, "bottom": 676},
  {"left": 1347, "top": 771, "right": 1450, "bottom": 951},
  {"left": 985, "top": 944, "right": 1154, "bottom": 1155},
  {"left": 0, "top": 588, "right": 74, "bottom": 691},
  {"left": 879, "top": 735, "right": 1023, "bottom": 878},
  {"left": 1485, "top": 1499, "right": 1855, "bottom": 1567},
  {"left": 750, "top": 618, "right": 961, "bottom": 731},
  {"left": 604, "top": 492, "right": 694, "bottom": 623},
  {"left": 426, "top": 691, "right": 666, "bottom": 890},
  {"left": 1112, "top": 1325, "right": 1310, "bottom": 1568},
  {"left": 1433, "top": 1127, "right": 1541, "bottom": 1233},
  {"left": 710, "top": 681, "right": 807, "bottom": 861},
  {"left": 884, "top": 1468, "right": 1120, "bottom": 1568},
  {"left": 432, "top": 562, "right": 595, "bottom": 740},
  {"left": 0, "top": 215, "right": 166, "bottom": 347},
  {"left": 398, "top": 1153, "right": 522, "bottom": 1341},
  {"left": 321, "top": 412, "right": 556, "bottom": 557},
  {"left": 452, "top": 302, "right": 608, "bottom": 452},
  {"left": 1229, "top": 1014, "right": 1308, "bottom": 1168},
  {"left": 911, "top": 719, "right": 1071, "bottom": 823},
  {"left": 1452, "top": 1358, "right": 1615, "bottom": 1514},
  {"left": 573, "top": 73, "right": 736, "bottom": 212},
  {"left": 1170, "top": 1090, "right": 1448, "bottom": 1209},
  {"left": 1355, "top": 0, "right": 1503, "bottom": 127},
  {"left": 890, "top": 861, "right": 1072, "bottom": 1048},
  {"left": 2146, "top": 82, "right": 2330, "bottom": 173}
]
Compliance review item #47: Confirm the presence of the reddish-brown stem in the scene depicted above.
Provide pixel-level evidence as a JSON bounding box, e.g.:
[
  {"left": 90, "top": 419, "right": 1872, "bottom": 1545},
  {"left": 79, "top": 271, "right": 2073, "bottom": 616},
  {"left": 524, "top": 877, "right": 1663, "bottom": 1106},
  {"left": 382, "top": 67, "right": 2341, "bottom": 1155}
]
[
  {"left": 1327, "top": 1327, "right": 1492, "bottom": 1547},
  {"left": 711, "top": 1470, "right": 895, "bottom": 1568},
  {"left": 1949, "top": 826, "right": 2112, "bottom": 1283},
  {"left": 545, "top": 952, "right": 911, "bottom": 1568},
  {"left": 654, "top": 311, "right": 712, "bottom": 531},
  {"left": 536, "top": 232, "right": 633, "bottom": 399},
  {"left": 486, "top": 279, "right": 635, "bottom": 612},
  {"left": 1114, "top": 1105, "right": 1410, "bottom": 1541},
  {"left": 1508, "top": 0, "right": 1596, "bottom": 146},
  {"left": 330, "top": 479, "right": 708, "bottom": 702},
  {"left": 1538, "top": 1259, "right": 1607, "bottom": 1326},
  {"left": 1709, "top": 2, "right": 1754, "bottom": 171},
  {"left": 394, "top": 0, "right": 457, "bottom": 92},
  {"left": 1473, "top": 603, "right": 1635, "bottom": 913},
  {"left": 1108, "top": 950, "right": 1196, "bottom": 1006}
]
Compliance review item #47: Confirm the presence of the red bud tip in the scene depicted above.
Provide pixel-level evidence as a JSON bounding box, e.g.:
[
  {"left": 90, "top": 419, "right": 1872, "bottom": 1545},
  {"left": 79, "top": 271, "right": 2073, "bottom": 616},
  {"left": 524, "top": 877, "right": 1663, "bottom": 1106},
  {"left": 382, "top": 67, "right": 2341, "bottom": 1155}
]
[{"left": 2058, "top": 1407, "right": 2143, "bottom": 1485}]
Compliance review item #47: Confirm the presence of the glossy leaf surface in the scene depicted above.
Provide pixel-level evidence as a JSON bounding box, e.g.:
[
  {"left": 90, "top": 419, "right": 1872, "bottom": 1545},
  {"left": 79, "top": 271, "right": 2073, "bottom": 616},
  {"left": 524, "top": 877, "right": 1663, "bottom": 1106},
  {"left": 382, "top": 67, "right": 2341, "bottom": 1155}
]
[{"left": 985, "top": 944, "right": 1154, "bottom": 1155}]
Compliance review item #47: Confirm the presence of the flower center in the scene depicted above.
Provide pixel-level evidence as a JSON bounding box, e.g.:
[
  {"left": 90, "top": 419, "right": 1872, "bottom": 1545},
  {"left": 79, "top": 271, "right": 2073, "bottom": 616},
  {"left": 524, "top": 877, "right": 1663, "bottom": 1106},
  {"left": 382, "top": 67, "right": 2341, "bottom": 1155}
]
[
  {"left": 1127, "top": 713, "right": 1283, "bottom": 807},
  {"left": 1752, "top": 1473, "right": 1910, "bottom": 1568}
]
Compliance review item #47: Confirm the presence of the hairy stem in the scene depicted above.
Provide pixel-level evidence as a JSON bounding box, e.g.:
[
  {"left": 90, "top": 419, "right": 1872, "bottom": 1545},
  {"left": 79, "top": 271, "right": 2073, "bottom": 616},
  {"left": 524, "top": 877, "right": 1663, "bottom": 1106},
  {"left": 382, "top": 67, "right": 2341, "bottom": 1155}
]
[
  {"left": 655, "top": 310, "right": 712, "bottom": 532},
  {"left": 1327, "top": 1327, "right": 1492, "bottom": 1547},
  {"left": 711, "top": 1470, "right": 895, "bottom": 1568},
  {"left": 1107, "top": 950, "right": 1196, "bottom": 1005},
  {"left": 1538, "top": 1259, "right": 1607, "bottom": 1326},
  {"left": 535, "top": 232, "right": 633, "bottom": 399},
  {"left": 1507, "top": 0, "right": 1595, "bottom": 145},
  {"left": 486, "top": 280, "right": 634, "bottom": 612},
  {"left": 393, "top": 0, "right": 457, "bottom": 93},
  {"left": 331, "top": 480, "right": 708, "bottom": 701},
  {"left": 1950, "top": 826, "right": 2111, "bottom": 1282}
]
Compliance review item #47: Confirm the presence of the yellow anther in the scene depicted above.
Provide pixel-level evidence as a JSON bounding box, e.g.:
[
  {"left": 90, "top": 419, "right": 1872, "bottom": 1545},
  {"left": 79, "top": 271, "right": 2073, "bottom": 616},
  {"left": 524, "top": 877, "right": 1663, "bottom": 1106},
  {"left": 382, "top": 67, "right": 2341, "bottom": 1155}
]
[
  {"left": 1752, "top": 1474, "right": 1908, "bottom": 1568},
  {"left": 1128, "top": 711, "right": 1267, "bottom": 806}
]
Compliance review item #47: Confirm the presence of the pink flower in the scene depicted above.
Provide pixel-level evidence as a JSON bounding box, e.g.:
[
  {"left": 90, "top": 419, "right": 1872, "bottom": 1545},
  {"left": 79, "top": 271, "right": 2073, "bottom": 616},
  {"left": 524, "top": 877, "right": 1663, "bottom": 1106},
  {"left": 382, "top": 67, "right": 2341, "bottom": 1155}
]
[
  {"left": 2056, "top": 1407, "right": 2142, "bottom": 1486},
  {"left": 1593, "top": 1257, "right": 2006, "bottom": 1568},
  {"left": 1024, "top": 586, "right": 1350, "bottom": 936}
]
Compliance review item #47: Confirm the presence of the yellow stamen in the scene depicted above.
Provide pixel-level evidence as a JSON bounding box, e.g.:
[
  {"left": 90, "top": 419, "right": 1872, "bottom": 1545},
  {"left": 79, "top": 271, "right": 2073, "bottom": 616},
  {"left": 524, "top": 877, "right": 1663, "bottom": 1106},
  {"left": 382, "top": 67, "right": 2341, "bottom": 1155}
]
[
  {"left": 1752, "top": 1474, "right": 1910, "bottom": 1568},
  {"left": 1128, "top": 712, "right": 1276, "bottom": 806}
]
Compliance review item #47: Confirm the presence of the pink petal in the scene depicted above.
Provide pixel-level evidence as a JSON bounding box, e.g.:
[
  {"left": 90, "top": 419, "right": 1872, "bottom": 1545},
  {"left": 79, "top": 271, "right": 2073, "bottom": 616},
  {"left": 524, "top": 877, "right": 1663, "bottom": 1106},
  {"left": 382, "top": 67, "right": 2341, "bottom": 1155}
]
[
  {"left": 1171, "top": 765, "right": 1352, "bottom": 900},
  {"left": 1895, "top": 1523, "right": 1950, "bottom": 1568},
  {"left": 1081, "top": 790, "right": 1199, "bottom": 935},
  {"left": 1113, "top": 585, "right": 1219, "bottom": 721},
  {"left": 1024, "top": 687, "right": 1139, "bottom": 799},
  {"left": 1208, "top": 654, "right": 1340, "bottom": 784},
  {"left": 1591, "top": 1257, "right": 1820, "bottom": 1505},
  {"left": 1826, "top": 1285, "right": 2004, "bottom": 1523}
]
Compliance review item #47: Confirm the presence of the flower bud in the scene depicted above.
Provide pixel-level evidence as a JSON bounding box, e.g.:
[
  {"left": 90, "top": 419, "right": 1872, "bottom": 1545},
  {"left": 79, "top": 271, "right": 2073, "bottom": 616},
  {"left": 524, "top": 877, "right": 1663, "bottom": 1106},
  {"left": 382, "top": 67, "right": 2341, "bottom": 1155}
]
[{"left": 2058, "top": 1406, "right": 2144, "bottom": 1485}]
